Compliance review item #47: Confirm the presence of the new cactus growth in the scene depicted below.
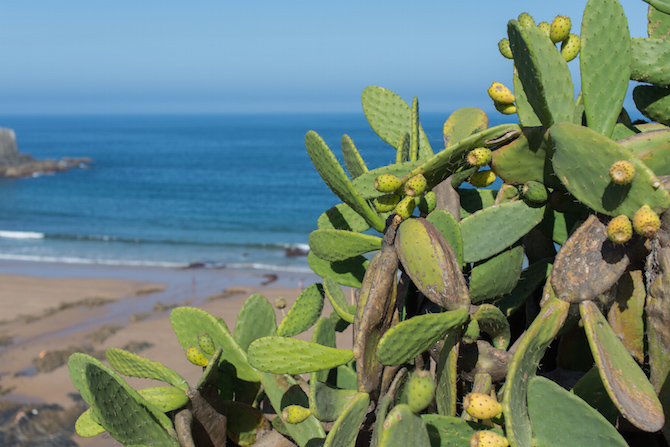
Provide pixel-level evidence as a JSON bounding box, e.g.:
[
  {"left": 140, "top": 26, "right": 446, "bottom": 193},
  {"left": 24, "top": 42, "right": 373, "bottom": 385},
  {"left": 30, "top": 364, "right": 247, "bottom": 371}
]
[
  {"left": 374, "top": 173, "right": 402, "bottom": 193},
  {"left": 609, "top": 160, "right": 636, "bottom": 185},
  {"left": 633, "top": 204, "right": 661, "bottom": 237},
  {"left": 498, "top": 38, "right": 513, "bottom": 59},
  {"left": 607, "top": 215, "right": 633, "bottom": 244},
  {"left": 463, "top": 392, "right": 503, "bottom": 420},
  {"left": 467, "top": 148, "right": 493, "bottom": 168},
  {"left": 550, "top": 15, "right": 571, "bottom": 43},
  {"left": 487, "top": 82, "right": 515, "bottom": 104},
  {"left": 518, "top": 12, "right": 535, "bottom": 28}
]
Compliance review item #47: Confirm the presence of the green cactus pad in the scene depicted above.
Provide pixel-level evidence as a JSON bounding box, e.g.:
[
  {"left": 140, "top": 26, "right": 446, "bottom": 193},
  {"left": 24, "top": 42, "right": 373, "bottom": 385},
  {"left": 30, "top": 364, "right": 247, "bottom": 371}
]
[
  {"left": 353, "top": 160, "right": 423, "bottom": 199},
  {"left": 497, "top": 259, "right": 552, "bottom": 317},
  {"left": 309, "top": 229, "right": 382, "bottom": 262},
  {"left": 442, "top": 107, "right": 489, "bottom": 147},
  {"left": 84, "top": 362, "right": 179, "bottom": 445},
  {"left": 508, "top": 20, "right": 575, "bottom": 127},
  {"left": 396, "top": 131, "right": 411, "bottom": 163},
  {"left": 631, "top": 38, "right": 670, "bottom": 86},
  {"left": 435, "top": 332, "right": 459, "bottom": 416},
  {"left": 648, "top": 3, "right": 670, "bottom": 37},
  {"left": 318, "top": 203, "right": 370, "bottom": 232},
  {"left": 426, "top": 209, "right": 463, "bottom": 266},
  {"left": 225, "top": 400, "right": 271, "bottom": 446},
  {"left": 580, "top": 300, "right": 664, "bottom": 432},
  {"left": 312, "top": 317, "right": 337, "bottom": 382},
  {"left": 634, "top": 130, "right": 670, "bottom": 176},
  {"left": 376, "top": 307, "right": 469, "bottom": 366},
  {"left": 633, "top": 84, "right": 670, "bottom": 126},
  {"left": 309, "top": 381, "right": 359, "bottom": 422},
  {"left": 460, "top": 200, "right": 545, "bottom": 263},
  {"left": 550, "top": 121, "right": 670, "bottom": 217},
  {"left": 580, "top": 0, "right": 631, "bottom": 137},
  {"left": 502, "top": 297, "right": 569, "bottom": 447},
  {"left": 75, "top": 409, "right": 105, "bottom": 438},
  {"left": 490, "top": 127, "right": 556, "bottom": 187},
  {"left": 607, "top": 270, "right": 645, "bottom": 363},
  {"left": 248, "top": 336, "right": 353, "bottom": 374},
  {"left": 260, "top": 372, "right": 326, "bottom": 447},
  {"left": 459, "top": 188, "right": 497, "bottom": 218},
  {"left": 571, "top": 366, "right": 620, "bottom": 426},
  {"left": 105, "top": 347, "right": 188, "bottom": 391},
  {"left": 276, "top": 283, "right": 325, "bottom": 337},
  {"left": 308, "top": 252, "right": 368, "bottom": 288},
  {"left": 528, "top": 376, "right": 627, "bottom": 447},
  {"left": 137, "top": 386, "right": 189, "bottom": 412},
  {"left": 471, "top": 304, "right": 511, "bottom": 350},
  {"left": 234, "top": 293, "right": 277, "bottom": 352},
  {"left": 306, "top": 130, "right": 384, "bottom": 232},
  {"left": 324, "top": 277, "right": 354, "bottom": 324},
  {"left": 170, "top": 307, "right": 259, "bottom": 382},
  {"left": 513, "top": 71, "right": 542, "bottom": 128},
  {"left": 361, "top": 86, "right": 432, "bottom": 158},
  {"left": 341, "top": 134, "right": 368, "bottom": 180},
  {"left": 378, "top": 404, "right": 431, "bottom": 447},
  {"left": 395, "top": 217, "right": 470, "bottom": 310},
  {"left": 422, "top": 414, "right": 500, "bottom": 447},
  {"left": 370, "top": 395, "right": 393, "bottom": 447},
  {"left": 324, "top": 392, "right": 370, "bottom": 447},
  {"left": 469, "top": 245, "right": 524, "bottom": 304}
]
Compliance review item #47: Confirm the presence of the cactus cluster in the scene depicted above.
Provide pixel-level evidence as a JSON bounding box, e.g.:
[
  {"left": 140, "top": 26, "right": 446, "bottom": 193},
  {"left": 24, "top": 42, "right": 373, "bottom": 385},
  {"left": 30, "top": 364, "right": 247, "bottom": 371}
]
[{"left": 68, "top": 1, "right": 670, "bottom": 446}]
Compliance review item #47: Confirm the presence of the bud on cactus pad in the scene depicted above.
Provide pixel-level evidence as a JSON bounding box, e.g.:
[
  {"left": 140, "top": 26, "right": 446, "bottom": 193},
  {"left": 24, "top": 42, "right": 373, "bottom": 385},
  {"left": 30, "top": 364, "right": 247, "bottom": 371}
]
[
  {"left": 609, "top": 160, "right": 636, "bottom": 185},
  {"left": 404, "top": 174, "right": 428, "bottom": 197},
  {"left": 537, "top": 21, "right": 551, "bottom": 38},
  {"left": 463, "top": 392, "right": 503, "bottom": 420},
  {"left": 282, "top": 405, "right": 312, "bottom": 424},
  {"left": 274, "top": 297, "right": 287, "bottom": 309},
  {"left": 395, "top": 196, "right": 416, "bottom": 220},
  {"left": 466, "top": 148, "right": 493, "bottom": 168},
  {"left": 607, "top": 215, "right": 633, "bottom": 245},
  {"left": 418, "top": 191, "right": 437, "bottom": 214},
  {"left": 406, "top": 370, "right": 435, "bottom": 413},
  {"left": 487, "top": 82, "right": 515, "bottom": 104},
  {"left": 517, "top": 12, "right": 535, "bottom": 28},
  {"left": 498, "top": 38, "right": 513, "bottom": 59},
  {"left": 197, "top": 332, "right": 216, "bottom": 355},
  {"left": 633, "top": 205, "right": 661, "bottom": 238},
  {"left": 375, "top": 193, "right": 402, "bottom": 213},
  {"left": 550, "top": 15, "right": 571, "bottom": 43},
  {"left": 470, "top": 430, "right": 509, "bottom": 447},
  {"left": 494, "top": 102, "right": 517, "bottom": 115},
  {"left": 560, "top": 33, "right": 580, "bottom": 62},
  {"left": 522, "top": 181, "right": 549, "bottom": 203},
  {"left": 374, "top": 174, "right": 402, "bottom": 193},
  {"left": 469, "top": 170, "right": 497, "bottom": 188},
  {"left": 186, "top": 345, "right": 209, "bottom": 367}
]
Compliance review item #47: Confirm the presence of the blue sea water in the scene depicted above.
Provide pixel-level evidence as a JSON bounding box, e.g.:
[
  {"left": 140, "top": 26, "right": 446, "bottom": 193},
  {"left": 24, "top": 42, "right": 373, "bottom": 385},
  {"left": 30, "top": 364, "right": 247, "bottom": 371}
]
[{"left": 0, "top": 112, "right": 471, "bottom": 273}]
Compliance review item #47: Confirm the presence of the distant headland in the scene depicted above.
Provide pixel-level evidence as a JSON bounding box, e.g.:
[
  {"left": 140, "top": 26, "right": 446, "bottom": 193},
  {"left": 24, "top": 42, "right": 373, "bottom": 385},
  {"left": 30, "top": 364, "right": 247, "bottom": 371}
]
[{"left": 0, "top": 127, "right": 92, "bottom": 178}]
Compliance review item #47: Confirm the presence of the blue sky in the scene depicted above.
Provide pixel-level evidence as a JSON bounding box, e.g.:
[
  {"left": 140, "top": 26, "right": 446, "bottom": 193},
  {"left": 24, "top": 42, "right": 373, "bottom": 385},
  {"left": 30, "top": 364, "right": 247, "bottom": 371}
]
[{"left": 0, "top": 1, "right": 650, "bottom": 114}]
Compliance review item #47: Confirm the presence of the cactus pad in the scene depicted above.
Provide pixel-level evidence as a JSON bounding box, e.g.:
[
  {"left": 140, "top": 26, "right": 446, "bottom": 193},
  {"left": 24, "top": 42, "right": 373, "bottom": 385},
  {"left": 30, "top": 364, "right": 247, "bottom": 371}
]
[
  {"left": 277, "top": 283, "right": 325, "bottom": 337},
  {"left": 105, "top": 347, "right": 188, "bottom": 391},
  {"left": 318, "top": 203, "right": 370, "bottom": 232},
  {"left": 234, "top": 293, "right": 277, "bottom": 352},
  {"left": 248, "top": 336, "right": 353, "bottom": 374}
]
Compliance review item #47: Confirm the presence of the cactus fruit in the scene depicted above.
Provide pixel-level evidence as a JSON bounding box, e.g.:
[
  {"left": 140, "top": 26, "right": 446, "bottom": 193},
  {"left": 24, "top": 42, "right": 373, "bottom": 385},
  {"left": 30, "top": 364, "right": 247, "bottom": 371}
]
[
  {"left": 469, "top": 170, "right": 497, "bottom": 187},
  {"left": 406, "top": 370, "right": 435, "bottom": 413},
  {"left": 274, "top": 297, "right": 287, "bottom": 309},
  {"left": 395, "top": 195, "right": 416, "bottom": 219},
  {"left": 418, "top": 191, "right": 437, "bottom": 214},
  {"left": 521, "top": 181, "right": 548, "bottom": 203},
  {"left": 282, "top": 405, "right": 312, "bottom": 424},
  {"left": 404, "top": 173, "right": 428, "bottom": 197},
  {"left": 607, "top": 215, "right": 633, "bottom": 244},
  {"left": 375, "top": 193, "right": 402, "bottom": 213},
  {"left": 550, "top": 15, "right": 571, "bottom": 44},
  {"left": 632, "top": 205, "right": 661, "bottom": 238},
  {"left": 494, "top": 102, "right": 517, "bottom": 115},
  {"left": 197, "top": 333, "right": 215, "bottom": 355},
  {"left": 488, "top": 82, "right": 515, "bottom": 104},
  {"left": 518, "top": 12, "right": 535, "bottom": 28},
  {"left": 467, "top": 148, "right": 493, "bottom": 168},
  {"left": 470, "top": 430, "right": 509, "bottom": 447},
  {"left": 498, "top": 38, "right": 513, "bottom": 59},
  {"left": 374, "top": 174, "right": 402, "bottom": 193},
  {"left": 185, "top": 345, "right": 209, "bottom": 367},
  {"left": 537, "top": 21, "right": 551, "bottom": 38},
  {"left": 609, "top": 160, "right": 636, "bottom": 185},
  {"left": 560, "top": 33, "right": 580, "bottom": 62},
  {"left": 463, "top": 392, "right": 503, "bottom": 420}
]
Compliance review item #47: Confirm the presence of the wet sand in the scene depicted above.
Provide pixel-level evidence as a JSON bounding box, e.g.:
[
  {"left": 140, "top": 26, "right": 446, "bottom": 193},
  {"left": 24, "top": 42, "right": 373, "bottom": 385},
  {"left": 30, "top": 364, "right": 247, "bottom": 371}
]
[{"left": 0, "top": 261, "right": 331, "bottom": 446}]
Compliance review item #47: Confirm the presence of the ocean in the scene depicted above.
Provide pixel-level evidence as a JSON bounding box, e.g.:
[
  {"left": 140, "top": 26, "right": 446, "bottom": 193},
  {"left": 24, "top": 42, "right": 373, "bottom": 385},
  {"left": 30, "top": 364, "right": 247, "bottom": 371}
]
[{"left": 0, "top": 112, "right": 473, "bottom": 274}]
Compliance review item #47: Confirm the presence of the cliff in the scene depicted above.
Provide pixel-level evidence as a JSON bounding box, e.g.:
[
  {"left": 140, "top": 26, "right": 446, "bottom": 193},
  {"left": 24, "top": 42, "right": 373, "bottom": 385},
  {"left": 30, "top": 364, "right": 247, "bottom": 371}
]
[{"left": 0, "top": 127, "right": 92, "bottom": 178}]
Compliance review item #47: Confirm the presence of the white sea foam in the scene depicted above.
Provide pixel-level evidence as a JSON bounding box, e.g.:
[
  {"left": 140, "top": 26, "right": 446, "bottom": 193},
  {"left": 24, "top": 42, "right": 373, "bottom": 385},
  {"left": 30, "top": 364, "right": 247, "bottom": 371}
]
[
  {"left": 0, "top": 253, "right": 186, "bottom": 268},
  {"left": 0, "top": 231, "right": 45, "bottom": 239},
  {"left": 228, "top": 262, "right": 314, "bottom": 274}
]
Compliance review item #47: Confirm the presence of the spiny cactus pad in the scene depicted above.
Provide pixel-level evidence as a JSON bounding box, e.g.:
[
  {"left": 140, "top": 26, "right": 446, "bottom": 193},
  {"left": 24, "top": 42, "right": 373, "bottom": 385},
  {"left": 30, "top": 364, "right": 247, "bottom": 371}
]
[
  {"left": 105, "top": 347, "right": 188, "bottom": 391},
  {"left": 341, "top": 134, "right": 368, "bottom": 180},
  {"left": 248, "top": 336, "right": 353, "bottom": 374},
  {"left": 378, "top": 404, "right": 431, "bottom": 447},
  {"left": 309, "top": 229, "right": 382, "bottom": 262},
  {"left": 318, "top": 203, "right": 370, "bottom": 232},
  {"left": 307, "top": 252, "right": 368, "bottom": 288},
  {"left": 234, "top": 293, "right": 277, "bottom": 352},
  {"left": 276, "top": 283, "right": 325, "bottom": 337},
  {"left": 323, "top": 392, "right": 369, "bottom": 447},
  {"left": 442, "top": 107, "right": 489, "bottom": 147},
  {"left": 469, "top": 245, "right": 524, "bottom": 303}
]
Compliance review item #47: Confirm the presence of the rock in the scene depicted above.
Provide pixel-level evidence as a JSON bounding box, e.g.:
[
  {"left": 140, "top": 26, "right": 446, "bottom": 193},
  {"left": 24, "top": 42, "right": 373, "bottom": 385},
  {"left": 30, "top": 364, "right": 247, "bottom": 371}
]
[{"left": 0, "top": 127, "right": 92, "bottom": 178}]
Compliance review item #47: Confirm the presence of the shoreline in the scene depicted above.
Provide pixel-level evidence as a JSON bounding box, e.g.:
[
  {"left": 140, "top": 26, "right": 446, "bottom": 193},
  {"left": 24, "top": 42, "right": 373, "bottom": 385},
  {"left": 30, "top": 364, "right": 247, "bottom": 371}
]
[{"left": 0, "top": 260, "right": 324, "bottom": 446}]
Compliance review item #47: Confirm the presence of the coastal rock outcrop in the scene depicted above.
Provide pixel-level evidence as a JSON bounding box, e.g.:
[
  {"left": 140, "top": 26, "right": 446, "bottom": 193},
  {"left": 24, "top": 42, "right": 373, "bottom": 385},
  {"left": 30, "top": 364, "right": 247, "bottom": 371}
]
[{"left": 0, "top": 127, "right": 92, "bottom": 178}]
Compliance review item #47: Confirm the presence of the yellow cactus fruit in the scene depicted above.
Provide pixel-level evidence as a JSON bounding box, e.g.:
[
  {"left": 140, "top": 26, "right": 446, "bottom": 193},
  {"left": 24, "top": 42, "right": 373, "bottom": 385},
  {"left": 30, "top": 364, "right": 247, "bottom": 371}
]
[
  {"left": 609, "top": 160, "right": 636, "bottom": 185},
  {"left": 517, "top": 12, "right": 535, "bottom": 28},
  {"left": 487, "top": 82, "right": 515, "bottom": 104},
  {"left": 550, "top": 15, "right": 571, "bottom": 44},
  {"left": 607, "top": 215, "right": 633, "bottom": 244},
  {"left": 185, "top": 345, "right": 209, "bottom": 367},
  {"left": 374, "top": 174, "right": 402, "bottom": 193},
  {"left": 494, "top": 102, "right": 517, "bottom": 115},
  {"left": 404, "top": 173, "right": 428, "bottom": 197},
  {"left": 394, "top": 195, "right": 416, "bottom": 220},
  {"left": 463, "top": 392, "right": 503, "bottom": 420},
  {"left": 469, "top": 170, "right": 497, "bottom": 188},
  {"left": 633, "top": 205, "right": 661, "bottom": 238},
  {"left": 560, "top": 33, "right": 581, "bottom": 62},
  {"left": 467, "top": 148, "right": 493, "bottom": 168},
  {"left": 498, "top": 38, "right": 513, "bottom": 59},
  {"left": 470, "top": 430, "right": 509, "bottom": 447},
  {"left": 537, "top": 21, "right": 551, "bottom": 38},
  {"left": 282, "top": 405, "right": 311, "bottom": 424},
  {"left": 375, "top": 193, "right": 402, "bottom": 213}
]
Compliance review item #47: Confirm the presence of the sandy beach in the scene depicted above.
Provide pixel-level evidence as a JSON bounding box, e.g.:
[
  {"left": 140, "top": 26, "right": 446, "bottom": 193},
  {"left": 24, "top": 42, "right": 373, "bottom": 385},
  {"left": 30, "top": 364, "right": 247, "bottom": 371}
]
[{"left": 0, "top": 261, "right": 335, "bottom": 446}]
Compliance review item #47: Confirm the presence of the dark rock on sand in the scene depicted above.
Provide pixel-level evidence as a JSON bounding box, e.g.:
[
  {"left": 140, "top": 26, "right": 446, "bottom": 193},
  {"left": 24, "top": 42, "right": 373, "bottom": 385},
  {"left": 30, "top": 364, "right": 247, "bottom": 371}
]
[{"left": 0, "top": 127, "right": 92, "bottom": 178}]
